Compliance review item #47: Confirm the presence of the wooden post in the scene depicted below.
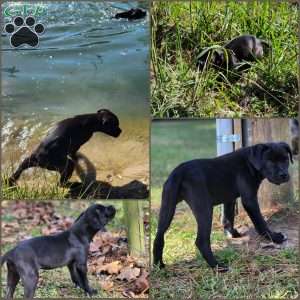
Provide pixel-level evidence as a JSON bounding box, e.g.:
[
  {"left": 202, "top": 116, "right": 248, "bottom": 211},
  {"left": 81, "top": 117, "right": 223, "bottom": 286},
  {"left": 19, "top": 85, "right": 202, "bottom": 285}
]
[
  {"left": 249, "top": 119, "right": 294, "bottom": 209},
  {"left": 123, "top": 200, "right": 145, "bottom": 257}
]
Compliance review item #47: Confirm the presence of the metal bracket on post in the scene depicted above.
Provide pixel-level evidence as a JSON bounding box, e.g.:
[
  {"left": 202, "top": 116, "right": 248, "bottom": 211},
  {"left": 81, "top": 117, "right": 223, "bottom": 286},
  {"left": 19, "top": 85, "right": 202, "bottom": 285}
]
[{"left": 216, "top": 134, "right": 240, "bottom": 143}]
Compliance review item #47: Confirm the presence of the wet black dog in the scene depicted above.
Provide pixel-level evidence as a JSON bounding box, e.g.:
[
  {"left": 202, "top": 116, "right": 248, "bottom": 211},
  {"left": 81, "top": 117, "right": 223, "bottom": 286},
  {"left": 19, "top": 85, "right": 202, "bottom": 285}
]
[
  {"left": 153, "top": 142, "right": 292, "bottom": 272},
  {"left": 8, "top": 109, "right": 121, "bottom": 186},
  {"left": 197, "top": 35, "right": 271, "bottom": 71},
  {"left": 114, "top": 8, "right": 146, "bottom": 20},
  {"left": 1, "top": 204, "right": 116, "bottom": 299}
]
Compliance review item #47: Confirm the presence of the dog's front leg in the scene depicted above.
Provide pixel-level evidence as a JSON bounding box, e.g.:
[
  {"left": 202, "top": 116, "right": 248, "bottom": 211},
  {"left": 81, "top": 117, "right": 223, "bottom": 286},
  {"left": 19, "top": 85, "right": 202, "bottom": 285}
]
[
  {"left": 241, "top": 194, "right": 286, "bottom": 243},
  {"left": 76, "top": 263, "right": 97, "bottom": 296}
]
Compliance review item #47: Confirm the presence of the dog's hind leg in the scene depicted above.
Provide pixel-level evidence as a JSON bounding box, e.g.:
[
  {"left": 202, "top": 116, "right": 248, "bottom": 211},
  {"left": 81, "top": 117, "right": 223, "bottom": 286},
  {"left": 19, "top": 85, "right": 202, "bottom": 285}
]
[
  {"left": 18, "top": 265, "right": 38, "bottom": 299},
  {"left": 223, "top": 201, "right": 242, "bottom": 238},
  {"left": 153, "top": 178, "right": 180, "bottom": 268},
  {"left": 58, "top": 158, "right": 75, "bottom": 186},
  {"left": 6, "top": 262, "right": 20, "bottom": 300},
  {"left": 8, "top": 155, "right": 38, "bottom": 186},
  {"left": 186, "top": 186, "right": 229, "bottom": 272}
]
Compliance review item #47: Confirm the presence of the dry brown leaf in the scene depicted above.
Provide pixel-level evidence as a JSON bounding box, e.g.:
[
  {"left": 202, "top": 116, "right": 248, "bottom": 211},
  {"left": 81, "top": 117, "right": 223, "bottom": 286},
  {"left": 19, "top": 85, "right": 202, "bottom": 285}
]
[
  {"left": 98, "top": 261, "right": 122, "bottom": 275},
  {"left": 2, "top": 236, "right": 17, "bottom": 243},
  {"left": 99, "top": 280, "right": 114, "bottom": 291},
  {"left": 90, "top": 239, "right": 103, "bottom": 252},
  {"left": 132, "top": 269, "right": 149, "bottom": 294},
  {"left": 117, "top": 266, "right": 141, "bottom": 282},
  {"left": 3, "top": 221, "right": 19, "bottom": 229}
]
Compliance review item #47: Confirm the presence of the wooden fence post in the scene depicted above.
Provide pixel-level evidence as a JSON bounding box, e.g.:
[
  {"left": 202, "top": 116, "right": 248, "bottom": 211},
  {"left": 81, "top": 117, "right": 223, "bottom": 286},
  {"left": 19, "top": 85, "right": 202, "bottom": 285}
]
[{"left": 123, "top": 200, "right": 145, "bottom": 257}]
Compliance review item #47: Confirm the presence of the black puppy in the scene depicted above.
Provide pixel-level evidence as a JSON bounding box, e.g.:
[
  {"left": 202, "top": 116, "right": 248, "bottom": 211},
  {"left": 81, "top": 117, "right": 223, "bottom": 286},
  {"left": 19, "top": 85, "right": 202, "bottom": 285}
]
[
  {"left": 153, "top": 142, "right": 292, "bottom": 272},
  {"left": 114, "top": 8, "right": 146, "bottom": 20},
  {"left": 197, "top": 35, "right": 270, "bottom": 71},
  {"left": 1, "top": 204, "right": 116, "bottom": 299},
  {"left": 8, "top": 109, "right": 121, "bottom": 186}
]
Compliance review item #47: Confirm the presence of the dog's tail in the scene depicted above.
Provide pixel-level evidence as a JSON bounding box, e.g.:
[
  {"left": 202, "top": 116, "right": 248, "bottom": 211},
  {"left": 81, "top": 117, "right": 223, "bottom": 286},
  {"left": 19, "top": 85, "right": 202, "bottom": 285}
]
[{"left": 153, "top": 170, "right": 182, "bottom": 267}]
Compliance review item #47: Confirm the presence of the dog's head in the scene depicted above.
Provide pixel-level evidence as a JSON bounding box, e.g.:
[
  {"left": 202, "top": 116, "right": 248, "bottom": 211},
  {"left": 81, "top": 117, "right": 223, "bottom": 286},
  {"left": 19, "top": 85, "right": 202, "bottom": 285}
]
[
  {"left": 248, "top": 142, "right": 293, "bottom": 185},
  {"left": 96, "top": 109, "right": 122, "bottom": 137},
  {"left": 76, "top": 204, "right": 116, "bottom": 232}
]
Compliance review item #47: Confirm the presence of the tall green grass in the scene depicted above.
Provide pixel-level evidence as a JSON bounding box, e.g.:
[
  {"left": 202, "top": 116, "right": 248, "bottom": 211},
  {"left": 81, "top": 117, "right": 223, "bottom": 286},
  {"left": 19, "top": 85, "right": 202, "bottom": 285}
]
[{"left": 151, "top": 1, "right": 299, "bottom": 118}]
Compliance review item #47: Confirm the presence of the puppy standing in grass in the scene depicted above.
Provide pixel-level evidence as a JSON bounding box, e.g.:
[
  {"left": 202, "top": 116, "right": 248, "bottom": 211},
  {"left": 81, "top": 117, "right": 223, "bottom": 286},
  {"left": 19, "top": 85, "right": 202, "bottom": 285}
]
[
  {"left": 1, "top": 204, "right": 116, "bottom": 299},
  {"left": 153, "top": 143, "right": 292, "bottom": 272},
  {"left": 8, "top": 109, "right": 121, "bottom": 187}
]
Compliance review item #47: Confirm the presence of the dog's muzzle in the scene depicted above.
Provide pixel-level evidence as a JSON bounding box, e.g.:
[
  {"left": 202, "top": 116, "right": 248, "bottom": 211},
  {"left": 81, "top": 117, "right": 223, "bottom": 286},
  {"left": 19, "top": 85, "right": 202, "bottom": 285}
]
[
  {"left": 270, "top": 173, "right": 290, "bottom": 185},
  {"left": 112, "top": 128, "right": 122, "bottom": 137}
]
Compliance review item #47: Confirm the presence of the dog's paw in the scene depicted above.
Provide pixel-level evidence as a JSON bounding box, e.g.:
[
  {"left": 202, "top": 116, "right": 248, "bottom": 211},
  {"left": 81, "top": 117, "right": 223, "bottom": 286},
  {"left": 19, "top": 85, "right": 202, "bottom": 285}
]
[
  {"left": 87, "top": 288, "right": 98, "bottom": 296},
  {"left": 213, "top": 263, "right": 229, "bottom": 273},
  {"left": 7, "top": 177, "right": 17, "bottom": 187},
  {"left": 224, "top": 228, "right": 243, "bottom": 238},
  {"left": 153, "top": 260, "right": 165, "bottom": 269},
  {"left": 269, "top": 232, "right": 287, "bottom": 244}
]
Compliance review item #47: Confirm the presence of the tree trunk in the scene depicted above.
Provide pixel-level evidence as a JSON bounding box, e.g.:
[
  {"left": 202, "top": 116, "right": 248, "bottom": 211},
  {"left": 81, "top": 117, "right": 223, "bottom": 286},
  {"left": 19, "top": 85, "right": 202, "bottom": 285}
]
[{"left": 123, "top": 201, "right": 145, "bottom": 257}]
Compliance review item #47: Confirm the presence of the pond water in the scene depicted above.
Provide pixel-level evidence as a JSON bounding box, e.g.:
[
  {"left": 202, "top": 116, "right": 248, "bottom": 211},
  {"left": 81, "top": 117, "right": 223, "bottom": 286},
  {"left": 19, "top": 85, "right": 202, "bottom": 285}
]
[{"left": 1, "top": 1, "right": 149, "bottom": 187}]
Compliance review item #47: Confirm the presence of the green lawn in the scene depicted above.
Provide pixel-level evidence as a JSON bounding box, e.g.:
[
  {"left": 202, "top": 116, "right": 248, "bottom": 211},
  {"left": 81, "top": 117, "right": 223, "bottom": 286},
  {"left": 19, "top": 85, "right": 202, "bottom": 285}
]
[
  {"left": 150, "top": 121, "right": 299, "bottom": 299},
  {"left": 151, "top": 1, "right": 299, "bottom": 118}
]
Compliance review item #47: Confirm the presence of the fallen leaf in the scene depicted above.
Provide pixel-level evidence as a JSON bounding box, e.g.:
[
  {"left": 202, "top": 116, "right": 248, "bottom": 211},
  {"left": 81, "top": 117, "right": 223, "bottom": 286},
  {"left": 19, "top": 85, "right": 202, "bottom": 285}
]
[
  {"left": 90, "top": 239, "right": 103, "bottom": 252},
  {"left": 98, "top": 261, "right": 122, "bottom": 275},
  {"left": 132, "top": 269, "right": 149, "bottom": 294},
  {"left": 117, "top": 266, "right": 141, "bottom": 282},
  {"left": 99, "top": 279, "right": 114, "bottom": 291}
]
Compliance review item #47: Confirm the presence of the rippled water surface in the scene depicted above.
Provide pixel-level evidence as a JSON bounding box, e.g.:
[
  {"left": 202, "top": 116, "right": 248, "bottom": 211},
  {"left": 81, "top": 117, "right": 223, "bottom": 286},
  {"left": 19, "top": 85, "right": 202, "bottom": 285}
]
[{"left": 1, "top": 1, "right": 149, "bottom": 187}]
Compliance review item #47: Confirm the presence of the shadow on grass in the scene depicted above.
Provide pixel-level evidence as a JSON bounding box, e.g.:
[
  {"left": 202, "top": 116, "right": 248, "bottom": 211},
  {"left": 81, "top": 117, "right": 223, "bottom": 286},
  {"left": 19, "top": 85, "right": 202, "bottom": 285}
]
[
  {"left": 65, "top": 179, "right": 149, "bottom": 199},
  {"left": 2, "top": 153, "right": 149, "bottom": 200}
]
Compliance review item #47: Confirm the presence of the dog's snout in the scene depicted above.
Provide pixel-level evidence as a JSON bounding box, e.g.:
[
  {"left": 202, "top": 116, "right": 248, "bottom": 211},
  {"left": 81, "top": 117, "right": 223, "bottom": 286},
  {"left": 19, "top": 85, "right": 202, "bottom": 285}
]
[
  {"left": 106, "top": 205, "right": 116, "bottom": 218},
  {"left": 279, "top": 172, "right": 289, "bottom": 181}
]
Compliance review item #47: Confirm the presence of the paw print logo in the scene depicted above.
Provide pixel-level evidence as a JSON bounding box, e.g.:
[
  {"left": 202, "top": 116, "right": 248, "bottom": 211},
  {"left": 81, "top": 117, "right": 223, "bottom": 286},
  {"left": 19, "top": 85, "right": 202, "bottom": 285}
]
[{"left": 4, "top": 16, "right": 45, "bottom": 48}]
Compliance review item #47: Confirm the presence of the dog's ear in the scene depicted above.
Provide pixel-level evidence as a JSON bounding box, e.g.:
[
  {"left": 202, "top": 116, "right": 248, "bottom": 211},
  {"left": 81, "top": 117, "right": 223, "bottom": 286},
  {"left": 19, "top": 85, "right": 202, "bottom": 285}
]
[
  {"left": 97, "top": 109, "right": 109, "bottom": 114},
  {"left": 97, "top": 109, "right": 110, "bottom": 125},
  {"left": 248, "top": 143, "right": 269, "bottom": 170},
  {"left": 278, "top": 142, "right": 294, "bottom": 164}
]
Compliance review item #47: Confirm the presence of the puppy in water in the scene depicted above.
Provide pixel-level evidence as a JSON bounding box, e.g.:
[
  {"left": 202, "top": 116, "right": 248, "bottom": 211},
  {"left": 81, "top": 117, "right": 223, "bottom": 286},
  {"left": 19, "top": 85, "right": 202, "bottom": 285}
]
[
  {"left": 1, "top": 204, "right": 116, "bottom": 299},
  {"left": 8, "top": 109, "right": 121, "bottom": 187},
  {"left": 197, "top": 34, "right": 271, "bottom": 71},
  {"left": 114, "top": 8, "right": 146, "bottom": 20}
]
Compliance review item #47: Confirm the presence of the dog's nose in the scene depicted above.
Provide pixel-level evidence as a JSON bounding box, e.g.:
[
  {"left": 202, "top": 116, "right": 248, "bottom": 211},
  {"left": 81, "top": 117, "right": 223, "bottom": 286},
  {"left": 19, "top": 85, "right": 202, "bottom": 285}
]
[
  {"left": 106, "top": 205, "right": 116, "bottom": 218},
  {"left": 279, "top": 173, "right": 289, "bottom": 181}
]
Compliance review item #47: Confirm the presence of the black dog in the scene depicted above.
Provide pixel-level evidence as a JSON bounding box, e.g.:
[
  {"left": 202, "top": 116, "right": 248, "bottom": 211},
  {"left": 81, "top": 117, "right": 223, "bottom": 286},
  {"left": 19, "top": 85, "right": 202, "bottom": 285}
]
[
  {"left": 1, "top": 204, "right": 116, "bottom": 299},
  {"left": 8, "top": 109, "right": 121, "bottom": 186},
  {"left": 114, "top": 8, "right": 146, "bottom": 20},
  {"left": 153, "top": 142, "right": 292, "bottom": 272},
  {"left": 197, "top": 35, "right": 271, "bottom": 71}
]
